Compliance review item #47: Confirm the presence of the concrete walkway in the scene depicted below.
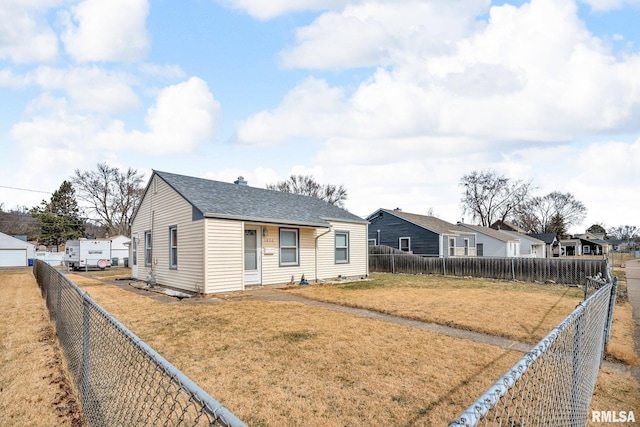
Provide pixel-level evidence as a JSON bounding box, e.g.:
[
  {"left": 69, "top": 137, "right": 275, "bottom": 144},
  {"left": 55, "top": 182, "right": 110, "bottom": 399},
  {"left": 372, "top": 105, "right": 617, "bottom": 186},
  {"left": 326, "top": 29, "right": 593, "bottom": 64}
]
[{"left": 624, "top": 259, "right": 640, "bottom": 382}]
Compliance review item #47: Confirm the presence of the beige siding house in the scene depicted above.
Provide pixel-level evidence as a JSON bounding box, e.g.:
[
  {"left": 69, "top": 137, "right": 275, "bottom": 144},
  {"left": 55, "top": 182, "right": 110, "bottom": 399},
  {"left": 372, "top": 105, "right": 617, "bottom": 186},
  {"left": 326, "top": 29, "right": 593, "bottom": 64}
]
[{"left": 129, "top": 171, "right": 369, "bottom": 294}]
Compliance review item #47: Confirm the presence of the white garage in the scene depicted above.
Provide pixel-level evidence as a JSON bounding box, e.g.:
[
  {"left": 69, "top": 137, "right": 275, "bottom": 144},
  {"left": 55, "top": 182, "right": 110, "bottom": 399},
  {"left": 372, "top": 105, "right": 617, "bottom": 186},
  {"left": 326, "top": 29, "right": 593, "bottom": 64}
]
[{"left": 0, "top": 232, "right": 36, "bottom": 267}]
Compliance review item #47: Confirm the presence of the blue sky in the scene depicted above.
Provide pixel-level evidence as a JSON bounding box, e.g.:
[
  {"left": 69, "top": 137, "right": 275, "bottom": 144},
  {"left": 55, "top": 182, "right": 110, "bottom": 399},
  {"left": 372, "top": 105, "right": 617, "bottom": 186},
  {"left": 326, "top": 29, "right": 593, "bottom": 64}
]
[{"left": 1, "top": 0, "right": 639, "bottom": 233}]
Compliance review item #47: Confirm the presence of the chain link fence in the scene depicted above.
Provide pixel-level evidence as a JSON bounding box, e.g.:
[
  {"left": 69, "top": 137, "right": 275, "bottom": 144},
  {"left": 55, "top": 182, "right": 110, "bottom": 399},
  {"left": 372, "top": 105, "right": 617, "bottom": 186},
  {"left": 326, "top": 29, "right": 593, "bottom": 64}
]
[
  {"left": 449, "top": 276, "right": 618, "bottom": 426},
  {"left": 369, "top": 245, "right": 609, "bottom": 286},
  {"left": 34, "top": 260, "right": 246, "bottom": 427}
]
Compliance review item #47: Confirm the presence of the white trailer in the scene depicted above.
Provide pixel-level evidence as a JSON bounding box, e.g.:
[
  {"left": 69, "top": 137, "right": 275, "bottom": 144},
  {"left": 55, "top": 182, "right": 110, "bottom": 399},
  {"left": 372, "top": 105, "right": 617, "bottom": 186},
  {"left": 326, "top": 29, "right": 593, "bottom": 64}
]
[{"left": 65, "top": 239, "right": 112, "bottom": 271}]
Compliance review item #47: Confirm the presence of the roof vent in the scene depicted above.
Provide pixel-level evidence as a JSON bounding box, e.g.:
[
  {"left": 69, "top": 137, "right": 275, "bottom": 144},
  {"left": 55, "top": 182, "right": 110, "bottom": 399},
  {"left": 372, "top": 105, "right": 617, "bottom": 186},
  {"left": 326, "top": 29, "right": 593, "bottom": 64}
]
[{"left": 234, "top": 176, "right": 247, "bottom": 186}]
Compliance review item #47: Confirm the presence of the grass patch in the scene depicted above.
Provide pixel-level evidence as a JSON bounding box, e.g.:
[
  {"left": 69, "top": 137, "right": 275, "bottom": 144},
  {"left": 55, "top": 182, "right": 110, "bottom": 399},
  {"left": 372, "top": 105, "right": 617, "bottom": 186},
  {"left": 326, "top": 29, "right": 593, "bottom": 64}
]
[
  {"left": 7, "top": 267, "right": 639, "bottom": 426},
  {"left": 288, "top": 273, "right": 585, "bottom": 345},
  {"left": 72, "top": 276, "right": 524, "bottom": 425},
  {"left": 589, "top": 369, "right": 640, "bottom": 426},
  {"left": 0, "top": 269, "right": 81, "bottom": 426}
]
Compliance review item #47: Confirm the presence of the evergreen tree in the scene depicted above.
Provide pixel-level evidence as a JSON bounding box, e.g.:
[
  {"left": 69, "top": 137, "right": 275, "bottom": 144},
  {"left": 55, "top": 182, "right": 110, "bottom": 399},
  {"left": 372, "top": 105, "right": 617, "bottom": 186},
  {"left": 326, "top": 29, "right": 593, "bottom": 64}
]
[
  {"left": 548, "top": 212, "right": 568, "bottom": 239},
  {"left": 31, "top": 181, "right": 85, "bottom": 246}
]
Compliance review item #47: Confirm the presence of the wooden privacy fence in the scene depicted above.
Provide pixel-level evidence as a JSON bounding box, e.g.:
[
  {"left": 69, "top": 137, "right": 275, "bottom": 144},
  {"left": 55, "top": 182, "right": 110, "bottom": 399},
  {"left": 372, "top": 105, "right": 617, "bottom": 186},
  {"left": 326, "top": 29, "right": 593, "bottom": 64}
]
[{"left": 369, "top": 246, "right": 609, "bottom": 286}]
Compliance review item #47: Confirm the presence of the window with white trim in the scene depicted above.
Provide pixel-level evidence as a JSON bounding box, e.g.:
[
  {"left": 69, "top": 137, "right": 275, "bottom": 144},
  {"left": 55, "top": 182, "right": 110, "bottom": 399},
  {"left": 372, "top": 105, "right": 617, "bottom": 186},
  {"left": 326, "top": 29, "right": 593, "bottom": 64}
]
[
  {"left": 449, "top": 237, "right": 455, "bottom": 256},
  {"left": 399, "top": 237, "right": 410, "bottom": 252},
  {"left": 368, "top": 239, "right": 377, "bottom": 246},
  {"left": 169, "top": 226, "right": 178, "bottom": 269},
  {"left": 464, "top": 238, "right": 469, "bottom": 256},
  {"left": 335, "top": 231, "right": 349, "bottom": 264},
  {"left": 132, "top": 234, "right": 138, "bottom": 266},
  {"left": 279, "top": 228, "right": 299, "bottom": 266},
  {"left": 144, "top": 231, "right": 152, "bottom": 267}
]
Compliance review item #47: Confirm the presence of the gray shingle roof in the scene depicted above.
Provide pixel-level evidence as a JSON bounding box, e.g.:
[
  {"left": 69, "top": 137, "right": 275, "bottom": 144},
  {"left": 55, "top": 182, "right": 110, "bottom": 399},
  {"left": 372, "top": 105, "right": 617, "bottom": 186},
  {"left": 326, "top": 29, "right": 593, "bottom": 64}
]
[
  {"left": 458, "top": 223, "right": 519, "bottom": 242},
  {"left": 154, "top": 171, "right": 367, "bottom": 227},
  {"left": 528, "top": 233, "right": 558, "bottom": 244},
  {"left": 369, "top": 209, "right": 474, "bottom": 235}
]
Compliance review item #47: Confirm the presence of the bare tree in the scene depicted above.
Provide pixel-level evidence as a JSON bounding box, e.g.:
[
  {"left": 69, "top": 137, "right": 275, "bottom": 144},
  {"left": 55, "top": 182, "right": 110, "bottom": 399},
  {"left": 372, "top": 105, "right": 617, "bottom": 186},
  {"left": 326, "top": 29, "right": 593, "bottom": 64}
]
[
  {"left": 266, "top": 174, "right": 348, "bottom": 207},
  {"left": 72, "top": 163, "right": 145, "bottom": 236},
  {"left": 608, "top": 225, "right": 638, "bottom": 242},
  {"left": 519, "top": 191, "right": 586, "bottom": 236},
  {"left": 0, "top": 205, "right": 38, "bottom": 239},
  {"left": 459, "top": 170, "right": 532, "bottom": 226}
]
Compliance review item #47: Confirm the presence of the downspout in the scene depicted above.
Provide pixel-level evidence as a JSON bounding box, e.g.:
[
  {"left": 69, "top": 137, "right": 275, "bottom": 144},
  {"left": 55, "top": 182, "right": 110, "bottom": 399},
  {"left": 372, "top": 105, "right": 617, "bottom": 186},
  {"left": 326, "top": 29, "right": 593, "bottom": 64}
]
[{"left": 315, "top": 226, "right": 333, "bottom": 283}]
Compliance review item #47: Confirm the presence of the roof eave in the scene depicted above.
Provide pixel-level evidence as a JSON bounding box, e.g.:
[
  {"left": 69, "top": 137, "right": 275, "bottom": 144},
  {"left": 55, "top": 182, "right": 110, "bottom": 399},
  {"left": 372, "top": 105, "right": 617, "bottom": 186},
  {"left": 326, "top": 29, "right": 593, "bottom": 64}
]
[
  {"left": 320, "top": 216, "right": 369, "bottom": 225},
  {"left": 204, "top": 212, "right": 331, "bottom": 228}
]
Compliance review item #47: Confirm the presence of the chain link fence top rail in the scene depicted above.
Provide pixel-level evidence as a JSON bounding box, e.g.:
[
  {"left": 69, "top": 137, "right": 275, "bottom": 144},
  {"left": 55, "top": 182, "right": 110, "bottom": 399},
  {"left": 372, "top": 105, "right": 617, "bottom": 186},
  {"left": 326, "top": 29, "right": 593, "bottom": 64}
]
[
  {"left": 449, "top": 279, "right": 616, "bottom": 427},
  {"left": 369, "top": 245, "right": 609, "bottom": 286},
  {"left": 33, "top": 260, "right": 246, "bottom": 427}
]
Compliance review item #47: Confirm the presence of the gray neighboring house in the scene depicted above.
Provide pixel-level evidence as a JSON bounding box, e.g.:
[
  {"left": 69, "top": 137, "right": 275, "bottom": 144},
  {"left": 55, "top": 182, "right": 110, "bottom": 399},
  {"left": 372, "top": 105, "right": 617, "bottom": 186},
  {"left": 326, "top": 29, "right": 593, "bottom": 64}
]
[
  {"left": 457, "top": 223, "right": 521, "bottom": 257},
  {"left": 129, "top": 171, "right": 369, "bottom": 294},
  {"left": 366, "top": 208, "right": 477, "bottom": 257},
  {"left": 500, "top": 230, "right": 546, "bottom": 258}
]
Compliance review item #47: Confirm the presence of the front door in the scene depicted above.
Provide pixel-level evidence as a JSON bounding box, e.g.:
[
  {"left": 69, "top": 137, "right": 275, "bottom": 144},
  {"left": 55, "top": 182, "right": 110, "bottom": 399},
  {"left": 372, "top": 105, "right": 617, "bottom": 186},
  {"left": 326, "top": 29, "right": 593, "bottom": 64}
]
[
  {"left": 244, "top": 227, "right": 261, "bottom": 286},
  {"left": 131, "top": 233, "right": 138, "bottom": 278}
]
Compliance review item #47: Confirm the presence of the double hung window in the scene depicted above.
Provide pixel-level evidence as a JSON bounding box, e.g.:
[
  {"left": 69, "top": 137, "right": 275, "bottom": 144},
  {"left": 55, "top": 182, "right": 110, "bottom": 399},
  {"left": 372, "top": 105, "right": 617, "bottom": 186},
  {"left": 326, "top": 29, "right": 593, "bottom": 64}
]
[
  {"left": 279, "top": 229, "right": 299, "bottom": 266},
  {"left": 335, "top": 232, "right": 349, "bottom": 263}
]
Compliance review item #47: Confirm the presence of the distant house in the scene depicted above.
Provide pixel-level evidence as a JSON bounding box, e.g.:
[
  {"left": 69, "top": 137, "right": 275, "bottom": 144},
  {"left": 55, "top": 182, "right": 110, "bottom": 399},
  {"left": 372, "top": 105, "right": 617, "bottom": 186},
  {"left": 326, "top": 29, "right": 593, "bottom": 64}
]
[
  {"left": 0, "top": 231, "right": 36, "bottom": 267},
  {"left": 129, "top": 171, "right": 369, "bottom": 294},
  {"left": 457, "top": 223, "right": 520, "bottom": 257},
  {"left": 500, "top": 231, "right": 546, "bottom": 258},
  {"left": 528, "top": 233, "right": 560, "bottom": 258},
  {"left": 606, "top": 238, "right": 631, "bottom": 252},
  {"left": 366, "top": 209, "right": 477, "bottom": 257},
  {"left": 560, "top": 234, "right": 608, "bottom": 256}
]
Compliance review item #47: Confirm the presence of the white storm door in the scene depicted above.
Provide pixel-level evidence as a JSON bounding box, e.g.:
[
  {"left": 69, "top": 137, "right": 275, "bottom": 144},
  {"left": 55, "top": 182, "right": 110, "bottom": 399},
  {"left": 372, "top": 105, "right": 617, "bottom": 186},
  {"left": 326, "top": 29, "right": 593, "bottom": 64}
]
[
  {"left": 244, "top": 227, "right": 261, "bottom": 285},
  {"left": 131, "top": 233, "right": 138, "bottom": 278}
]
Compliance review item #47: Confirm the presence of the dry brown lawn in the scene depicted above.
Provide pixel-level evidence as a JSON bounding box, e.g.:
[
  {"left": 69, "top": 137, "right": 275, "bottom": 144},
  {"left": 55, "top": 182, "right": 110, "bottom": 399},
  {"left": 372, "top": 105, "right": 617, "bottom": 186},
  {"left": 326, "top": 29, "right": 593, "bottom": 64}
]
[
  {"left": 589, "top": 369, "right": 640, "bottom": 426},
  {"left": 67, "top": 273, "right": 524, "bottom": 425},
  {"left": 5, "top": 267, "right": 639, "bottom": 426},
  {"left": 286, "top": 273, "right": 586, "bottom": 345},
  {"left": 0, "top": 268, "right": 81, "bottom": 426}
]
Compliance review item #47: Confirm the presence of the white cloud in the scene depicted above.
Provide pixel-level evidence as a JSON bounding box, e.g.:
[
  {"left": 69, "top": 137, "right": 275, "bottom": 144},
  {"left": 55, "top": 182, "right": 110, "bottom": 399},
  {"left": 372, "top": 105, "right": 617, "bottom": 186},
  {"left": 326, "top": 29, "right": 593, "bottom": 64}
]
[
  {"left": 219, "top": 0, "right": 348, "bottom": 20},
  {"left": 568, "top": 139, "right": 640, "bottom": 228},
  {"left": 138, "top": 63, "right": 186, "bottom": 80},
  {"left": 129, "top": 77, "right": 221, "bottom": 154},
  {"left": 0, "top": 1, "right": 60, "bottom": 63},
  {"left": 60, "top": 0, "right": 149, "bottom": 62},
  {"left": 580, "top": 0, "right": 640, "bottom": 11},
  {"left": 280, "top": 0, "right": 489, "bottom": 69},
  {"left": 239, "top": 0, "right": 640, "bottom": 150},
  {"left": 237, "top": 77, "right": 348, "bottom": 145},
  {"left": 32, "top": 66, "right": 139, "bottom": 113},
  {"left": 10, "top": 76, "right": 221, "bottom": 179},
  {"left": 0, "top": 68, "right": 32, "bottom": 88}
]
